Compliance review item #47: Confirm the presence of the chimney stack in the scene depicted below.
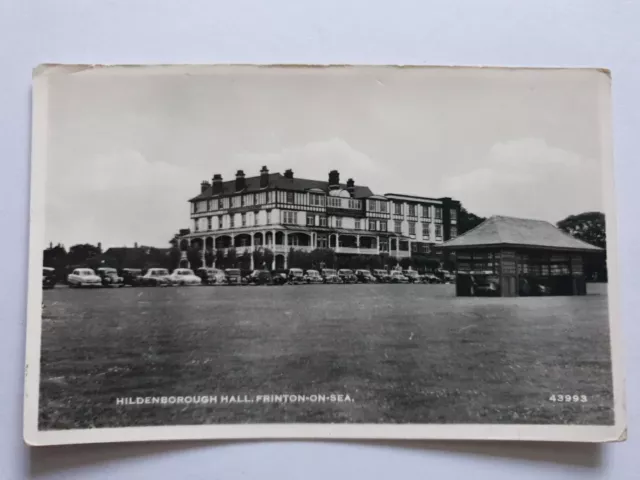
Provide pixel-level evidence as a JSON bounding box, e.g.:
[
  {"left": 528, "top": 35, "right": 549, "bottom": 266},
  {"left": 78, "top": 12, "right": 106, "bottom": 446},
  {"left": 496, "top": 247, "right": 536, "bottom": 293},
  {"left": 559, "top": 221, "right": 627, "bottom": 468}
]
[
  {"left": 212, "top": 174, "right": 223, "bottom": 195},
  {"left": 260, "top": 166, "right": 269, "bottom": 188},
  {"left": 284, "top": 169, "right": 294, "bottom": 179},
  {"left": 328, "top": 170, "right": 340, "bottom": 190},
  {"left": 346, "top": 178, "right": 355, "bottom": 196},
  {"left": 200, "top": 180, "right": 211, "bottom": 193},
  {"left": 235, "top": 170, "right": 246, "bottom": 191}
]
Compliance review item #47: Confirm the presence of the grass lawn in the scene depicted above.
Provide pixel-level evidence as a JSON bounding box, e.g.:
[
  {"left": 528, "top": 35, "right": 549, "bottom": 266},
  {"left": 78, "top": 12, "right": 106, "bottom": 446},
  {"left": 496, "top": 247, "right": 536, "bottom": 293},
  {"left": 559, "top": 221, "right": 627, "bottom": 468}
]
[{"left": 38, "top": 283, "right": 614, "bottom": 429}]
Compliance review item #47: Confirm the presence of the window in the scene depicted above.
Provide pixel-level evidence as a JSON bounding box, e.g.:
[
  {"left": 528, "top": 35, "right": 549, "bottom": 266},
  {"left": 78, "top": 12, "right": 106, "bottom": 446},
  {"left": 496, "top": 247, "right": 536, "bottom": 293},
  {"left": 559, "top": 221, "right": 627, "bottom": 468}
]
[
  {"left": 306, "top": 214, "right": 315, "bottom": 226},
  {"left": 380, "top": 201, "right": 387, "bottom": 213},
  {"left": 241, "top": 195, "right": 246, "bottom": 206},
  {"left": 421, "top": 205, "right": 431, "bottom": 219},
  {"left": 408, "top": 204, "right": 416, "bottom": 216},
  {"left": 317, "top": 234, "right": 328, "bottom": 249},
  {"left": 218, "top": 216, "right": 223, "bottom": 229},
  {"left": 450, "top": 226, "right": 458, "bottom": 238},
  {"left": 435, "top": 207, "right": 442, "bottom": 220},
  {"left": 435, "top": 224, "right": 443, "bottom": 238},
  {"left": 218, "top": 198, "right": 224, "bottom": 209},
  {"left": 229, "top": 216, "right": 235, "bottom": 229},
  {"left": 241, "top": 213, "right": 247, "bottom": 227},
  {"left": 368, "top": 200, "right": 376, "bottom": 211},
  {"left": 369, "top": 220, "right": 377, "bottom": 231},
  {"left": 399, "top": 241, "right": 409, "bottom": 251},
  {"left": 319, "top": 215, "right": 328, "bottom": 227},
  {"left": 286, "top": 192, "right": 294, "bottom": 204},
  {"left": 194, "top": 219, "right": 200, "bottom": 232},
  {"left": 380, "top": 220, "right": 387, "bottom": 232},
  {"left": 411, "top": 243, "right": 418, "bottom": 253},
  {"left": 395, "top": 220, "right": 402, "bottom": 234},
  {"left": 355, "top": 220, "right": 361, "bottom": 230},
  {"left": 336, "top": 217, "right": 342, "bottom": 228},
  {"left": 266, "top": 211, "right": 272, "bottom": 225},
  {"left": 450, "top": 208, "right": 458, "bottom": 222},
  {"left": 394, "top": 202, "right": 402, "bottom": 215},
  {"left": 422, "top": 224, "right": 430, "bottom": 239},
  {"left": 408, "top": 222, "right": 416, "bottom": 236},
  {"left": 207, "top": 217, "right": 212, "bottom": 230},
  {"left": 328, "top": 197, "right": 341, "bottom": 208},
  {"left": 349, "top": 199, "right": 361, "bottom": 209},
  {"left": 310, "top": 194, "right": 324, "bottom": 206},
  {"left": 283, "top": 211, "right": 296, "bottom": 224}
]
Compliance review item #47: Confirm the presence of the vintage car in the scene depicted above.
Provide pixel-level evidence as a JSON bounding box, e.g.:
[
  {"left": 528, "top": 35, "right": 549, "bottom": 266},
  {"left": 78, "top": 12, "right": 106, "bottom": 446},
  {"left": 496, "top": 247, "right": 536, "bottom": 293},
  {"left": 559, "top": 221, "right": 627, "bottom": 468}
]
[
  {"left": 321, "top": 268, "right": 341, "bottom": 284},
  {"left": 196, "top": 267, "right": 227, "bottom": 285},
  {"left": 338, "top": 269, "right": 358, "bottom": 284},
  {"left": 42, "top": 267, "right": 57, "bottom": 289},
  {"left": 355, "top": 269, "right": 376, "bottom": 283},
  {"left": 67, "top": 268, "right": 102, "bottom": 288},
  {"left": 272, "top": 272, "right": 288, "bottom": 286},
  {"left": 120, "top": 268, "right": 143, "bottom": 286},
  {"left": 403, "top": 270, "right": 421, "bottom": 283},
  {"left": 421, "top": 273, "right": 442, "bottom": 284},
  {"left": 287, "top": 268, "right": 305, "bottom": 284},
  {"left": 372, "top": 269, "right": 391, "bottom": 283},
  {"left": 473, "top": 275, "right": 500, "bottom": 296},
  {"left": 96, "top": 267, "right": 124, "bottom": 287},
  {"left": 303, "top": 269, "right": 324, "bottom": 284},
  {"left": 169, "top": 268, "right": 202, "bottom": 286},
  {"left": 140, "top": 268, "right": 173, "bottom": 287},
  {"left": 224, "top": 268, "right": 244, "bottom": 285},
  {"left": 245, "top": 270, "right": 273, "bottom": 285},
  {"left": 389, "top": 271, "right": 410, "bottom": 283}
]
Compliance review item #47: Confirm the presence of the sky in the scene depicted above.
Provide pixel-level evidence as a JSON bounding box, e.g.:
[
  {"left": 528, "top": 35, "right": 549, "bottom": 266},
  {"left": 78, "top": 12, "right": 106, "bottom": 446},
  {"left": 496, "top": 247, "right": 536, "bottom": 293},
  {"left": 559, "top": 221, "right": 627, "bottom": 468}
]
[{"left": 40, "top": 65, "right": 610, "bottom": 249}]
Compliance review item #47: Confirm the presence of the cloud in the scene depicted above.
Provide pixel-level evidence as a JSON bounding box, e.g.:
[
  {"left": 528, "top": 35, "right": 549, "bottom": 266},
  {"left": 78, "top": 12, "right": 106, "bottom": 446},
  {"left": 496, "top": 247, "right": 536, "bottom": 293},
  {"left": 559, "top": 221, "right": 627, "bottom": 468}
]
[{"left": 443, "top": 138, "right": 601, "bottom": 221}]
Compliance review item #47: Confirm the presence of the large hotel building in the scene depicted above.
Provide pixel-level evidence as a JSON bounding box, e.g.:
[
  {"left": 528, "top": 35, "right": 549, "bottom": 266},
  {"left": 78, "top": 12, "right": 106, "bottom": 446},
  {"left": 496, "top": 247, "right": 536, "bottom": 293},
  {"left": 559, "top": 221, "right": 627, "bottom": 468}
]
[{"left": 182, "top": 167, "right": 460, "bottom": 270}]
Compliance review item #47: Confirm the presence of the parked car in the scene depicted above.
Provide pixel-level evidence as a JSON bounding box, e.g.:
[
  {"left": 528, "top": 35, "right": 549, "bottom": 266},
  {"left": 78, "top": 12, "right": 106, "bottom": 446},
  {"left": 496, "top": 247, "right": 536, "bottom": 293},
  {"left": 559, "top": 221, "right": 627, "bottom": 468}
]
[
  {"left": 287, "top": 268, "right": 305, "bottom": 284},
  {"left": 196, "top": 267, "right": 227, "bottom": 285},
  {"left": 355, "top": 269, "right": 376, "bottom": 283},
  {"left": 389, "top": 271, "right": 409, "bottom": 283},
  {"left": 42, "top": 267, "right": 57, "bottom": 289},
  {"left": 473, "top": 275, "right": 500, "bottom": 296},
  {"left": 224, "top": 268, "right": 244, "bottom": 285},
  {"left": 272, "top": 272, "right": 288, "bottom": 285},
  {"left": 96, "top": 267, "right": 124, "bottom": 287},
  {"left": 303, "top": 269, "right": 324, "bottom": 284},
  {"left": 338, "top": 269, "right": 358, "bottom": 284},
  {"left": 140, "top": 268, "right": 173, "bottom": 287},
  {"left": 321, "top": 268, "right": 341, "bottom": 284},
  {"left": 169, "top": 268, "right": 202, "bottom": 286},
  {"left": 246, "top": 270, "right": 273, "bottom": 285},
  {"left": 421, "top": 273, "right": 442, "bottom": 284},
  {"left": 120, "top": 268, "right": 143, "bottom": 286},
  {"left": 372, "top": 269, "right": 391, "bottom": 283},
  {"left": 403, "top": 270, "right": 421, "bottom": 283},
  {"left": 67, "top": 268, "right": 102, "bottom": 288}
]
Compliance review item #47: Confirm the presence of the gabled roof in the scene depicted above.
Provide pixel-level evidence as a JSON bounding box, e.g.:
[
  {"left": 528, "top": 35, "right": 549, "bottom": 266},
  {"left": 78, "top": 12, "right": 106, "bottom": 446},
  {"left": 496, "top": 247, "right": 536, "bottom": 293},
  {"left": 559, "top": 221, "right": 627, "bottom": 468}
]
[
  {"left": 440, "top": 215, "right": 603, "bottom": 252},
  {"left": 190, "top": 173, "right": 374, "bottom": 201}
]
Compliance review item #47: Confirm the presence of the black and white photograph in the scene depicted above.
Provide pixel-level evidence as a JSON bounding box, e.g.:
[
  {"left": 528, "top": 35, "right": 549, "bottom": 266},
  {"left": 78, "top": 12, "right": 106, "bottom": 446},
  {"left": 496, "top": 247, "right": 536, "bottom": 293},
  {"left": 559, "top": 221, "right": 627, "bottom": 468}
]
[{"left": 24, "top": 64, "right": 625, "bottom": 445}]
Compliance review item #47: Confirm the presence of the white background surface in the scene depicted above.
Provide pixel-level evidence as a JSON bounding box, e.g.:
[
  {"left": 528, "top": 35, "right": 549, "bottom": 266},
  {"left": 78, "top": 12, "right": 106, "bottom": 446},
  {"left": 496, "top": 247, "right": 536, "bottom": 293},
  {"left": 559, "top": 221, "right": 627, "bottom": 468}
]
[{"left": 1, "top": 0, "right": 638, "bottom": 478}]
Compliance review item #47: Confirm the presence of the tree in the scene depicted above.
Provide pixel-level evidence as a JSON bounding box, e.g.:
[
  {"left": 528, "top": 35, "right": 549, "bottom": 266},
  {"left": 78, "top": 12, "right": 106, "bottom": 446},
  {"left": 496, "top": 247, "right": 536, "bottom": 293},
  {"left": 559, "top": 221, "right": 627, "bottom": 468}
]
[
  {"left": 186, "top": 247, "right": 203, "bottom": 270},
  {"left": 43, "top": 244, "right": 68, "bottom": 282},
  {"left": 458, "top": 206, "right": 486, "bottom": 234},
  {"left": 168, "top": 247, "right": 182, "bottom": 271},
  {"left": 67, "top": 244, "right": 102, "bottom": 268},
  {"left": 252, "top": 249, "right": 265, "bottom": 269},
  {"left": 239, "top": 249, "right": 252, "bottom": 271},
  {"left": 204, "top": 249, "right": 215, "bottom": 267},
  {"left": 263, "top": 248, "right": 274, "bottom": 270},
  {"left": 215, "top": 249, "right": 226, "bottom": 269},
  {"left": 226, "top": 248, "right": 238, "bottom": 268},
  {"left": 309, "top": 248, "right": 336, "bottom": 269},
  {"left": 557, "top": 212, "right": 606, "bottom": 248}
]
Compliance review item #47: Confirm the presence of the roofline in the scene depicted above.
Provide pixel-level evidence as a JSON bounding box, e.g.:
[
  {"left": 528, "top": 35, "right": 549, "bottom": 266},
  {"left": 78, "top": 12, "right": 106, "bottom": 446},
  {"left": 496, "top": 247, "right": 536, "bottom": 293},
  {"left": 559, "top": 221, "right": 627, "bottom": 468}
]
[
  {"left": 384, "top": 193, "right": 451, "bottom": 203},
  {"left": 438, "top": 242, "right": 603, "bottom": 253}
]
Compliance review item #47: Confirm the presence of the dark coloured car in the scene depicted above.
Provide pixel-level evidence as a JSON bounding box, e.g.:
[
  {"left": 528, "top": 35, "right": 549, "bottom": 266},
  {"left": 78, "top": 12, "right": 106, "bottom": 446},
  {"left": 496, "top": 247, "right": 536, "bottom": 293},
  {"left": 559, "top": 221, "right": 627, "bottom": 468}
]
[
  {"left": 225, "top": 268, "right": 243, "bottom": 285},
  {"left": 355, "top": 269, "right": 376, "bottom": 283},
  {"left": 120, "top": 268, "right": 143, "bottom": 286},
  {"left": 196, "top": 267, "right": 227, "bottom": 285},
  {"left": 372, "top": 269, "right": 391, "bottom": 283},
  {"left": 42, "top": 267, "right": 57, "bottom": 289},
  {"left": 97, "top": 267, "right": 124, "bottom": 287},
  {"left": 272, "top": 273, "right": 288, "bottom": 285},
  {"left": 421, "top": 273, "right": 442, "bottom": 284},
  {"left": 338, "top": 269, "right": 358, "bottom": 284},
  {"left": 246, "top": 270, "right": 273, "bottom": 285}
]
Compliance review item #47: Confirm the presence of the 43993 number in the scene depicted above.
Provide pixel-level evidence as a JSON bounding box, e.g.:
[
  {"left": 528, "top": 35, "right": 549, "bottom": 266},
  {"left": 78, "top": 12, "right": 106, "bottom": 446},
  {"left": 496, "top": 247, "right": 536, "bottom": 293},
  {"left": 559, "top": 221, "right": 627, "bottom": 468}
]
[{"left": 549, "top": 394, "right": 588, "bottom": 403}]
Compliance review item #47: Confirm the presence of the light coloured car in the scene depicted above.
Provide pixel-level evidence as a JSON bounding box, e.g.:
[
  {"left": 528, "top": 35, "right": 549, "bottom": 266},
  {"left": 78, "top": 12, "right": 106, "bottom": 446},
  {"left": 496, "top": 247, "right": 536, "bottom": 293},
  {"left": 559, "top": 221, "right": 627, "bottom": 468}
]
[
  {"left": 140, "top": 268, "right": 173, "bottom": 287},
  {"left": 67, "top": 268, "right": 102, "bottom": 288},
  {"left": 170, "top": 268, "right": 202, "bottom": 286},
  {"left": 303, "top": 269, "right": 323, "bottom": 284},
  {"left": 287, "top": 268, "right": 305, "bottom": 284},
  {"left": 390, "top": 271, "right": 409, "bottom": 283}
]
